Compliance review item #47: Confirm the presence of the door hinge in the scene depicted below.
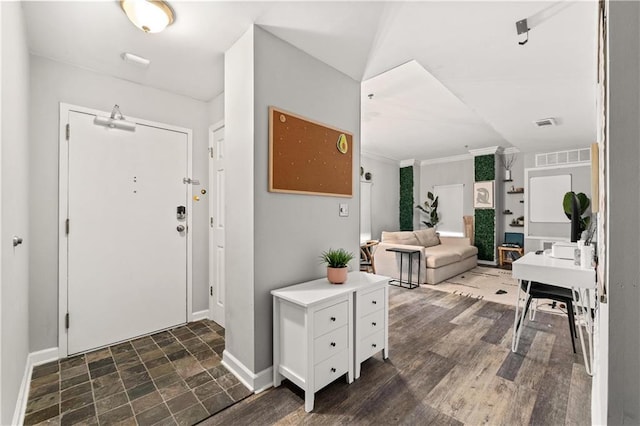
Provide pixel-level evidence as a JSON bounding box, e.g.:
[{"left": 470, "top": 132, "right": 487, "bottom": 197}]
[
  {"left": 65, "top": 218, "right": 70, "bottom": 235},
  {"left": 210, "top": 286, "right": 213, "bottom": 296},
  {"left": 65, "top": 313, "right": 69, "bottom": 329},
  {"left": 65, "top": 123, "right": 70, "bottom": 141},
  {"left": 208, "top": 147, "right": 214, "bottom": 158},
  {"left": 210, "top": 217, "right": 214, "bottom": 228}
]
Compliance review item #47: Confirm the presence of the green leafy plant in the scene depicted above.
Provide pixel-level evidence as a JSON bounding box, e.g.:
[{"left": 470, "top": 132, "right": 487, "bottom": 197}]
[
  {"left": 416, "top": 191, "right": 439, "bottom": 228},
  {"left": 563, "top": 191, "right": 591, "bottom": 235},
  {"left": 320, "top": 248, "right": 354, "bottom": 268}
]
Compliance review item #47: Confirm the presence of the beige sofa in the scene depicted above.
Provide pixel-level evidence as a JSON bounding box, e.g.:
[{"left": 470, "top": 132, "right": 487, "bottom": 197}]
[{"left": 375, "top": 229, "right": 478, "bottom": 285}]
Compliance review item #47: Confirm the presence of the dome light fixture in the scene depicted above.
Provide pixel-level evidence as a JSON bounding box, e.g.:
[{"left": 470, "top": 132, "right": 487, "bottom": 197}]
[{"left": 120, "top": 0, "right": 175, "bottom": 33}]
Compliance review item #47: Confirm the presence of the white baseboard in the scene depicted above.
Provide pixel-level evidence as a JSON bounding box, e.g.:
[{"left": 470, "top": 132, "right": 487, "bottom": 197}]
[
  {"left": 221, "top": 349, "right": 273, "bottom": 393},
  {"left": 13, "top": 348, "right": 59, "bottom": 425},
  {"left": 191, "top": 310, "right": 209, "bottom": 322}
]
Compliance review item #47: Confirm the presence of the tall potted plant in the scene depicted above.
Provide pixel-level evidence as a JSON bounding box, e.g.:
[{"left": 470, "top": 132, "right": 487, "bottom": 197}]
[
  {"left": 416, "top": 191, "right": 439, "bottom": 228},
  {"left": 320, "top": 248, "right": 354, "bottom": 284},
  {"left": 562, "top": 191, "right": 591, "bottom": 241}
]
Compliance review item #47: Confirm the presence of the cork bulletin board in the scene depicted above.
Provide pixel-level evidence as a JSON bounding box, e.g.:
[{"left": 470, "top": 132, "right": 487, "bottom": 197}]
[{"left": 269, "top": 106, "right": 353, "bottom": 197}]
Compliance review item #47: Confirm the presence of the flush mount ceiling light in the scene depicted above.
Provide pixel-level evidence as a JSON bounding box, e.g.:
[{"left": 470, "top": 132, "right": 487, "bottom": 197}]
[{"left": 120, "top": 0, "right": 175, "bottom": 33}]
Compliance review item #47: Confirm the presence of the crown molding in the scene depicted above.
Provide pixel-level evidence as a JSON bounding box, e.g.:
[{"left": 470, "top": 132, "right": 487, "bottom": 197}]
[
  {"left": 468, "top": 146, "right": 503, "bottom": 156},
  {"left": 502, "top": 147, "right": 520, "bottom": 155},
  {"left": 420, "top": 153, "right": 472, "bottom": 166},
  {"left": 399, "top": 159, "right": 417, "bottom": 168},
  {"left": 361, "top": 151, "right": 399, "bottom": 166}
]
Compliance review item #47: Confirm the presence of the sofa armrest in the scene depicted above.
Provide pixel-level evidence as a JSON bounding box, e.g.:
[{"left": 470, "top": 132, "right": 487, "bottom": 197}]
[
  {"left": 375, "top": 243, "right": 427, "bottom": 281},
  {"left": 439, "top": 236, "right": 472, "bottom": 246}
]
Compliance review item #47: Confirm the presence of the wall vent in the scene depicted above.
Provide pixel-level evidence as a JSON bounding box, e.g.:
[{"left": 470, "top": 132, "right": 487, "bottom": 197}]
[
  {"left": 533, "top": 118, "right": 557, "bottom": 127},
  {"left": 535, "top": 148, "right": 590, "bottom": 168}
]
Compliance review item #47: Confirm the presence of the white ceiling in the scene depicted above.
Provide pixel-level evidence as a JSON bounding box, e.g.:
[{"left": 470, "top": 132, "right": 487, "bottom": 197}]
[{"left": 21, "top": 1, "right": 598, "bottom": 162}]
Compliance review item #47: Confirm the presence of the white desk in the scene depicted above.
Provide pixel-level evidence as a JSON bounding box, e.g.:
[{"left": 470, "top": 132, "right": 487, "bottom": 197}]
[{"left": 511, "top": 251, "right": 596, "bottom": 375}]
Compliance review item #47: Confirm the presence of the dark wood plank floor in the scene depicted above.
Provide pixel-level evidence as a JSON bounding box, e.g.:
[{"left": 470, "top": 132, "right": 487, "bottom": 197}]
[{"left": 201, "top": 286, "right": 591, "bottom": 425}]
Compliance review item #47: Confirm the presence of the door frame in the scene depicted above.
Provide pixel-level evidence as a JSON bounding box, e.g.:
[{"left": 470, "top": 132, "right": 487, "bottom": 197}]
[
  {"left": 208, "top": 121, "right": 224, "bottom": 325},
  {"left": 58, "top": 102, "right": 194, "bottom": 358}
]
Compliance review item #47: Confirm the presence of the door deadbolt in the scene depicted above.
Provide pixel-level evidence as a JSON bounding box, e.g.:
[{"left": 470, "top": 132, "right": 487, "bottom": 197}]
[
  {"left": 176, "top": 225, "right": 185, "bottom": 233},
  {"left": 176, "top": 206, "right": 186, "bottom": 220}
]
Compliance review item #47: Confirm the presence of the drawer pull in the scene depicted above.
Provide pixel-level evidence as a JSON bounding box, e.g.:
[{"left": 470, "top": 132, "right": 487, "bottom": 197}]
[
  {"left": 372, "top": 343, "right": 377, "bottom": 348},
  {"left": 372, "top": 300, "right": 377, "bottom": 305},
  {"left": 330, "top": 342, "right": 336, "bottom": 347},
  {"left": 331, "top": 367, "right": 336, "bottom": 373},
  {"left": 372, "top": 322, "right": 377, "bottom": 326},
  {"left": 330, "top": 316, "right": 336, "bottom": 322}
]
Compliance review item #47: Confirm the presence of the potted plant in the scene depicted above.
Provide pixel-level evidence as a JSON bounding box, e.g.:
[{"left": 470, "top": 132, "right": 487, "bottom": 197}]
[
  {"left": 501, "top": 153, "right": 517, "bottom": 181},
  {"left": 416, "top": 191, "right": 439, "bottom": 228},
  {"left": 563, "top": 191, "right": 591, "bottom": 240},
  {"left": 320, "top": 248, "right": 354, "bottom": 284}
]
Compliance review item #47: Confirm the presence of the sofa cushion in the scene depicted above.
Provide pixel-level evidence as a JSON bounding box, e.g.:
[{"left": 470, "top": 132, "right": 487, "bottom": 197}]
[
  {"left": 423, "top": 245, "right": 462, "bottom": 268},
  {"left": 413, "top": 228, "right": 440, "bottom": 248},
  {"left": 381, "top": 231, "right": 419, "bottom": 246},
  {"left": 446, "top": 244, "right": 479, "bottom": 259}
]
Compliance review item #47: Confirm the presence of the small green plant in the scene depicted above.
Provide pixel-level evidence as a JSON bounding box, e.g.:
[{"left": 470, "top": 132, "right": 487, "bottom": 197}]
[
  {"left": 563, "top": 191, "right": 591, "bottom": 235},
  {"left": 320, "top": 248, "right": 354, "bottom": 268},
  {"left": 416, "top": 191, "right": 439, "bottom": 228}
]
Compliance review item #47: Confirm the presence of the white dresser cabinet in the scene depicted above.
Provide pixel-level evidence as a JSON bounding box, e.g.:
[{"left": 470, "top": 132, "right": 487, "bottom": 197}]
[{"left": 272, "top": 272, "right": 389, "bottom": 412}]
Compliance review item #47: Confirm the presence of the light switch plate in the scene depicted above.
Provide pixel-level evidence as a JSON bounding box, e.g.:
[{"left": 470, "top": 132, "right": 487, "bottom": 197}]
[{"left": 339, "top": 203, "right": 349, "bottom": 217}]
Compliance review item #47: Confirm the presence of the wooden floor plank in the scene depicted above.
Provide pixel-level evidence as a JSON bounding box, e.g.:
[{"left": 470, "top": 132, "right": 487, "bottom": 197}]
[{"left": 203, "top": 284, "right": 591, "bottom": 425}]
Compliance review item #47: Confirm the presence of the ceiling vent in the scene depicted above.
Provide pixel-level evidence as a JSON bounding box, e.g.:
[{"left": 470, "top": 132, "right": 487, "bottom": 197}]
[{"left": 533, "top": 117, "right": 557, "bottom": 127}]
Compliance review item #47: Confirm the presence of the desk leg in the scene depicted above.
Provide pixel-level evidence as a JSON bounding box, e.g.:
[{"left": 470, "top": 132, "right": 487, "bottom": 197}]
[
  {"left": 512, "top": 279, "right": 531, "bottom": 353},
  {"left": 305, "top": 392, "right": 314, "bottom": 412},
  {"left": 572, "top": 287, "right": 593, "bottom": 376}
]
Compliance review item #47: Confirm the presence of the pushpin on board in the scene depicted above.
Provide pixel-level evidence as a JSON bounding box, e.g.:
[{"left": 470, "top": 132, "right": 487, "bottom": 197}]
[{"left": 193, "top": 195, "right": 200, "bottom": 202}]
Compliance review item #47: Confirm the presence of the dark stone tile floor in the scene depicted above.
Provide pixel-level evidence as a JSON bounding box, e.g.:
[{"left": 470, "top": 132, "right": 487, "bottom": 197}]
[{"left": 24, "top": 320, "right": 252, "bottom": 425}]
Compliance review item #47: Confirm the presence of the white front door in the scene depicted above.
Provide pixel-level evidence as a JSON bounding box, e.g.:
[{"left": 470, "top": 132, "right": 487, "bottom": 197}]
[
  {"left": 209, "top": 126, "right": 226, "bottom": 326},
  {"left": 64, "top": 109, "right": 189, "bottom": 355}
]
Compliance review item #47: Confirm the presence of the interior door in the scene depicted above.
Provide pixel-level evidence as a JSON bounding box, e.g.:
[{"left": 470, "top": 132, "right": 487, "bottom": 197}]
[
  {"left": 66, "top": 110, "right": 188, "bottom": 355},
  {"left": 209, "top": 126, "right": 225, "bottom": 326}
]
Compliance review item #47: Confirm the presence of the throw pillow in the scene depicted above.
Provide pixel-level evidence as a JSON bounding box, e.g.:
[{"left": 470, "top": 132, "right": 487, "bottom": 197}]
[
  {"left": 413, "top": 228, "right": 440, "bottom": 248},
  {"left": 381, "top": 231, "right": 419, "bottom": 246}
]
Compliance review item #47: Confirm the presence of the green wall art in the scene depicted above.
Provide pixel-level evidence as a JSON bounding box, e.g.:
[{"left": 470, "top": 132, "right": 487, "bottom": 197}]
[
  {"left": 475, "top": 154, "right": 495, "bottom": 182},
  {"left": 474, "top": 153, "right": 496, "bottom": 261},
  {"left": 399, "top": 166, "right": 414, "bottom": 231},
  {"left": 474, "top": 208, "right": 495, "bottom": 261}
]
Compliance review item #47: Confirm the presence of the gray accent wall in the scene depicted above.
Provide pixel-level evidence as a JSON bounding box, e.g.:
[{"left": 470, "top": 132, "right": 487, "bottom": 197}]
[
  {"left": 608, "top": 1, "right": 640, "bottom": 423},
  {"left": 224, "top": 25, "right": 360, "bottom": 374},
  {"left": 1, "top": 3, "right": 31, "bottom": 423},
  {"left": 361, "top": 155, "right": 399, "bottom": 239},
  {"left": 28, "top": 55, "right": 210, "bottom": 352}
]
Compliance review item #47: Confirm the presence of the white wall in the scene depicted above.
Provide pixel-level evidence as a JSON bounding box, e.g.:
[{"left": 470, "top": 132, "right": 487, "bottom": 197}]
[
  {"left": 361, "top": 154, "right": 399, "bottom": 239},
  {"left": 607, "top": 1, "right": 640, "bottom": 423},
  {"left": 28, "top": 55, "right": 211, "bottom": 352},
  {"left": 223, "top": 27, "right": 256, "bottom": 372},
  {"left": 1, "top": 3, "right": 30, "bottom": 423},
  {"left": 208, "top": 92, "right": 224, "bottom": 125}
]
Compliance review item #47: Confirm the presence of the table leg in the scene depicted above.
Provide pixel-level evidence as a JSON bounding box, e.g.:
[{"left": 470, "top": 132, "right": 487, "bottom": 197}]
[
  {"left": 512, "top": 279, "right": 531, "bottom": 352},
  {"left": 416, "top": 253, "right": 421, "bottom": 288},
  {"left": 408, "top": 253, "right": 413, "bottom": 288},
  {"left": 572, "top": 287, "right": 593, "bottom": 376},
  {"left": 304, "top": 392, "right": 314, "bottom": 412},
  {"left": 399, "top": 253, "right": 404, "bottom": 287}
]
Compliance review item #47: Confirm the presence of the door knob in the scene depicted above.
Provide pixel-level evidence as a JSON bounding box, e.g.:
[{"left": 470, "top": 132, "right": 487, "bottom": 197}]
[
  {"left": 176, "top": 225, "right": 185, "bottom": 232},
  {"left": 12, "top": 236, "right": 23, "bottom": 247}
]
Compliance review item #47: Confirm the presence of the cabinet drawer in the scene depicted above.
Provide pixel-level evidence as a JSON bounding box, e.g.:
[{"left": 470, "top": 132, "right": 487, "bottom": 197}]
[
  {"left": 359, "top": 288, "right": 385, "bottom": 318},
  {"left": 359, "top": 330, "right": 384, "bottom": 362},
  {"left": 314, "top": 301, "right": 348, "bottom": 338},
  {"left": 314, "top": 349, "right": 348, "bottom": 392},
  {"left": 358, "top": 309, "right": 385, "bottom": 339},
  {"left": 314, "top": 325, "right": 348, "bottom": 364}
]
